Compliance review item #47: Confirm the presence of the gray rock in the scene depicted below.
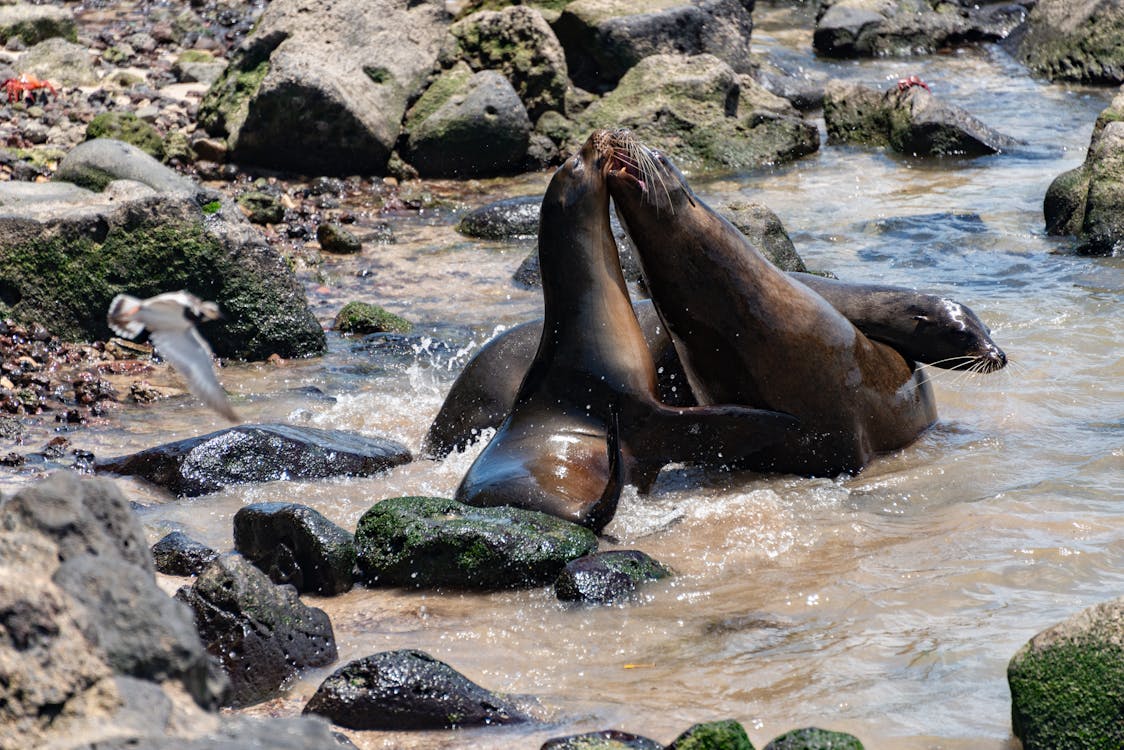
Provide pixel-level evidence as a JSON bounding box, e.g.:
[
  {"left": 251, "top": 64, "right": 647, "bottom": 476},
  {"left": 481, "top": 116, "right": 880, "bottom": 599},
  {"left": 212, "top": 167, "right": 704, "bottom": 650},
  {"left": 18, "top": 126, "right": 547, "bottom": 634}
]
[
  {"left": 176, "top": 554, "right": 337, "bottom": 708},
  {"left": 720, "top": 201, "right": 808, "bottom": 272},
  {"left": 85, "top": 114, "right": 165, "bottom": 160},
  {"left": 96, "top": 423, "right": 413, "bottom": 497},
  {"left": 233, "top": 502, "right": 355, "bottom": 596},
  {"left": 456, "top": 195, "right": 541, "bottom": 240},
  {"left": 16, "top": 36, "right": 96, "bottom": 86},
  {"left": 303, "top": 649, "right": 529, "bottom": 729},
  {"left": 552, "top": 0, "right": 754, "bottom": 93},
  {"left": 174, "top": 60, "right": 227, "bottom": 85},
  {"left": 554, "top": 550, "right": 671, "bottom": 604},
  {"left": 198, "top": 0, "right": 448, "bottom": 175},
  {"left": 152, "top": 531, "right": 220, "bottom": 576},
  {"left": 55, "top": 138, "right": 198, "bottom": 194},
  {"left": 1015, "top": 0, "right": 1124, "bottom": 84},
  {"left": 354, "top": 496, "right": 599, "bottom": 589},
  {"left": 403, "top": 66, "right": 532, "bottom": 178},
  {"left": 74, "top": 716, "right": 350, "bottom": 750},
  {"left": 0, "top": 3, "right": 77, "bottom": 46}
]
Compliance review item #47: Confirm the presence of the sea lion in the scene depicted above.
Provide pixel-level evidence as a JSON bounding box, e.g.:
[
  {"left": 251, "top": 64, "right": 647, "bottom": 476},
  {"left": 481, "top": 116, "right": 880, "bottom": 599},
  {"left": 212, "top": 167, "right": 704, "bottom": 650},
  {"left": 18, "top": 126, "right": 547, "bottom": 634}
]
[
  {"left": 605, "top": 130, "right": 937, "bottom": 476},
  {"left": 424, "top": 279, "right": 1004, "bottom": 459},
  {"left": 454, "top": 132, "right": 798, "bottom": 530}
]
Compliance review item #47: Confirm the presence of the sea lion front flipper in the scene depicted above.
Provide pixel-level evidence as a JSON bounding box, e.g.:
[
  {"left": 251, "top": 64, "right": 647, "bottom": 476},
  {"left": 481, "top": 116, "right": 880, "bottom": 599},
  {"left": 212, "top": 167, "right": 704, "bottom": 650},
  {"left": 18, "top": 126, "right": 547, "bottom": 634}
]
[{"left": 629, "top": 401, "right": 800, "bottom": 467}]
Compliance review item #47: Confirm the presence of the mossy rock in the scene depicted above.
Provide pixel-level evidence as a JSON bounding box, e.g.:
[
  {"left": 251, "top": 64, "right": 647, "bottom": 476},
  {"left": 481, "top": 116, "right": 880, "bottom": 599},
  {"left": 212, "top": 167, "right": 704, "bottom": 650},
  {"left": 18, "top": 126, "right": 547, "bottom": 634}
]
[
  {"left": 0, "top": 5, "right": 77, "bottom": 46},
  {"left": 317, "top": 222, "right": 362, "bottom": 254},
  {"left": 763, "top": 727, "right": 863, "bottom": 750},
  {"left": 334, "top": 301, "right": 412, "bottom": 335},
  {"left": 1044, "top": 165, "right": 1091, "bottom": 237},
  {"left": 554, "top": 549, "right": 670, "bottom": 604},
  {"left": 198, "top": 33, "right": 279, "bottom": 139},
  {"left": 669, "top": 720, "right": 755, "bottom": 750},
  {"left": 354, "top": 496, "right": 598, "bottom": 589},
  {"left": 85, "top": 112, "right": 164, "bottom": 160},
  {"left": 1016, "top": 0, "right": 1124, "bottom": 84},
  {"left": 541, "top": 730, "right": 663, "bottom": 750},
  {"left": 237, "top": 190, "right": 284, "bottom": 224}
]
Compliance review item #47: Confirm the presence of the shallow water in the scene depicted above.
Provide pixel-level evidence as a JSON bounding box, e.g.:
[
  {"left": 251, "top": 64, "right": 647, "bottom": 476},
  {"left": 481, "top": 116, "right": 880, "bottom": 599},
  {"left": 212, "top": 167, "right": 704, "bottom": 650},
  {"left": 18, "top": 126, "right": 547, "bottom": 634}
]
[{"left": 7, "top": 6, "right": 1124, "bottom": 748}]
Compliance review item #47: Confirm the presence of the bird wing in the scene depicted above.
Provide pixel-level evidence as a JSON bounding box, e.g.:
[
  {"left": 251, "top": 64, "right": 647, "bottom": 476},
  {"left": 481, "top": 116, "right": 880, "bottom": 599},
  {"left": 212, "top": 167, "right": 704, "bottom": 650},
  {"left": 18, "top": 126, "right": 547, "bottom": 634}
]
[
  {"left": 149, "top": 326, "right": 240, "bottom": 423},
  {"left": 107, "top": 294, "right": 147, "bottom": 339}
]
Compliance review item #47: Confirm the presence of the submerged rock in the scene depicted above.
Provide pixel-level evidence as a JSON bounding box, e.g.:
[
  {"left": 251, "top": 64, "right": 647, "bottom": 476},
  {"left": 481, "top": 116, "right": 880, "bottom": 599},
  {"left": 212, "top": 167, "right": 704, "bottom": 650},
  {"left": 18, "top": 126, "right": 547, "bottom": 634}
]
[
  {"left": 151, "top": 531, "right": 220, "bottom": 576},
  {"left": 317, "top": 222, "right": 362, "bottom": 254},
  {"left": 763, "top": 727, "right": 864, "bottom": 749},
  {"left": 303, "top": 649, "right": 529, "bottom": 730},
  {"left": 541, "top": 730, "right": 664, "bottom": 750},
  {"left": 554, "top": 550, "right": 670, "bottom": 605},
  {"left": 233, "top": 502, "right": 356, "bottom": 596},
  {"left": 669, "top": 720, "right": 755, "bottom": 750},
  {"left": 823, "top": 80, "right": 1018, "bottom": 157},
  {"left": 1008, "top": 595, "right": 1124, "bottom": 750},
  {"left": 354, "top": 496, "right": 598, "bottom": 589},
  {"left": 1015, "top": 0, "right": 1124, "bottom": 84},
  {"left": 95, "top": 423, "right": 412, "bottom": 497},
  {"left": 176, "top": 553, "right": 337, "bottom": 708}
]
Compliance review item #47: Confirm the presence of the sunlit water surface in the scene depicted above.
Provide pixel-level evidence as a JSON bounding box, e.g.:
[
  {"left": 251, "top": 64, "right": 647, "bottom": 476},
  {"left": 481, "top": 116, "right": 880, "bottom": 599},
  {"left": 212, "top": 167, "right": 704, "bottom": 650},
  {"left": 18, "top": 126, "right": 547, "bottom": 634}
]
[{"left": 6, "top": 7, "right": 1124, "bottom": 749}]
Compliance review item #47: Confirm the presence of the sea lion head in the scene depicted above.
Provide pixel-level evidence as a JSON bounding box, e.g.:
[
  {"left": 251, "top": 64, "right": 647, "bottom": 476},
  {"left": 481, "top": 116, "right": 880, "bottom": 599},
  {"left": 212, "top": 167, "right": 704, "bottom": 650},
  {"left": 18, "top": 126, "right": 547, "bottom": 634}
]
[
  {"left": 914, "top": 298, "right": 1007, "bottom": 373},
  {"left": 603, "top": 130, "right": 693, "bottom": 216},
  {"left": 543, "top": 130, "right": 620, "bottom": 214}
]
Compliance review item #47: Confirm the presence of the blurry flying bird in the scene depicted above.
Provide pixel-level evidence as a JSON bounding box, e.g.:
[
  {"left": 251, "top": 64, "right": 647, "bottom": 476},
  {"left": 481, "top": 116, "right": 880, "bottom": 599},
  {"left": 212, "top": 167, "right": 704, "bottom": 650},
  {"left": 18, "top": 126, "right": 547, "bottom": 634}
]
[{"left": 107, "top": 291, "right": 240, "bottom": 422}]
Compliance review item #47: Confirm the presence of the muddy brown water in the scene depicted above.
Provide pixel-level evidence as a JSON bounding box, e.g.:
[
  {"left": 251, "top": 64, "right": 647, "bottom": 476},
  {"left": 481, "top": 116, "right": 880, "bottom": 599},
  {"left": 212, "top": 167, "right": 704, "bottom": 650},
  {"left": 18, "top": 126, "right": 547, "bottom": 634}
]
[{"left": 5, "top": 8, "right": 1124, "bottom": 749}]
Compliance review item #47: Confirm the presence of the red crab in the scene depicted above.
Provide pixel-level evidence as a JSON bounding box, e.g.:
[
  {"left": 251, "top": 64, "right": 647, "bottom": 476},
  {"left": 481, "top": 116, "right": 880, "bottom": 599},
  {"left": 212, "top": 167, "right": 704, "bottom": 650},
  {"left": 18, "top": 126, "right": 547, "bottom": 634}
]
[
  {"left": 2, "top": 74, "right": 58, "bottom": 104},
  {"left": 896, "top": 75, "right": 931, "bottom": 94}
]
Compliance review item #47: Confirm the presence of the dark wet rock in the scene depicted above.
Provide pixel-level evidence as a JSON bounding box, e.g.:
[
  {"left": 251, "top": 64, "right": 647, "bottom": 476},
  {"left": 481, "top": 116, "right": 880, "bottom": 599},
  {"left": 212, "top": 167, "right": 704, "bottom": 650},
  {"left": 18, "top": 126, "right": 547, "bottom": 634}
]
[
  {"left": 554, "top": 549, "right": 670, "bottom": 604},
  {"left": 1043, "top": 92, "right": 1124, "bottom": 256},
  {"left": 236, "top": 190, "right": 284, "bottom": 224},
  {"left": 814, "top": 0, "right": 1027, "bottom": 58},
  {"left": 720, "top": 201, "right": 808, "bottom": 272},
  {"left": 574, "top": 54, "right": 818, "bottom": 172},
  {"left": 317, "top": 222, "right": 362, "bottom": 254},
  {"left": 1008, "top": 595, "right": 1124, "bottom": 750},
  {"left": 176, "top": 553, "right": 337, "bottom": 708},
  {"left": 1014, "top": 0, "right": 1124, "bottom": 85},
  {"left": 0, "top": 4, "right": 77, "bottom": 46},
  {"left": 552, "top": 0, "right": 754, "bottom": 94},
  {"left": 669, "top": 720, "right": 755, "bottom": 749},
  {"left": 457, "top": 194, "right": 541, "bottom": 240},
  {"left": 3, "top": 143, "right": 325, "bottom": 360},
  {"left": 152, "top": 531, "right": 220, "bottom": 576},
  {"left": 17, "top": 37, "right": 97, "bottom": 86},
  {"left": 53, "top": 553, "right": 218, "bottom": 706},
  {"left": 354, "top": 496, "right": 598, "bottom": 589},
  {"left": 763, "top": 727, "right": 864, "bottom": 750},
  {"left": 541, "top": 730, "right": 664, "bottom": 750},
  {"left": 334, "top": 301, "right": 412, "bottom": 335},
  {"left": 402, "top": 65, "right": 532, "bottom": 178},
  {"left": 96, "top": 423, "right": 412, "bottom": 497},
  {"left": 86, "top": 113, "right": 164, "bottom": 160},
  {"left": 198, "top": 0, "right": 448, "bottom": 176},
  {"left": 74, "top": 715, "right": 350, "bottom": 750},
  {"left": 823, "top": 80, "right": 1018, "bottom": 157},
  {"left": 233, "top": 502, "right": 355, "bottom": 596},
  {"left": 440, "top": 5, "right": 567, "bottom": 121},
  {"left": 303, "top": 649, "right": 529, "bottom": 730}
]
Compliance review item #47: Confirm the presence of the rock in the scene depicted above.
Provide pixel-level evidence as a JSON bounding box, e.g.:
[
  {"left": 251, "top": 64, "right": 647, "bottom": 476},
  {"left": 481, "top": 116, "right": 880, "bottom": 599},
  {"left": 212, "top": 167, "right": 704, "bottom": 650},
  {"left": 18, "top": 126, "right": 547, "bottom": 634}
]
[
  {"left": 95, "top": 423, "right": 412, "bottom": 497},
  {"left": 669, "top": 720, "right": 755, "bottom": 749},
  {"left": 3, "top": 140, "right": 325, "bottom": 360},
  {"left": 174, "top": 60, "right": 227, "bottom": 85},
  {"left": 233, "top": 502, "right": 355, "bottom": 596},
  {"left": 85, "top": 113, "right": 165, "bottom": 160},
  {"left": 1008, "top": 595, "right": 1124, "bottom": 749},
  {"left": 78, "top": 715, "right": 352, "bottom": 750},
  {"left": 333, "top": 301, "right": 412, "bottom": 335},
  {"left": 814, "top": 0, "right": 1026, "bottom": 58},
  {"left": 763, "top": 727, "right": 864, "bottom": 749},
  {"left": 16, "top": 37, "right": 97, "bottom": 87},
  {"left": 1015, "top": 0, "right": 1124, "bottom": 84},
  {"left": 402, "top": 65, "right": 532, "bottom": 178},
  {"left": 541, "top": 730, "right": 664, "bottom": 750},
  {"left": 554, "top": 550, "right": 670, "bottom": 604},
  {"left": 161, "top": 131, "right": 194, "bottom": 165},
  {"left": 176, "top": 553, "right": 337, "bottom": 708},
  {"left": 719, "top": 201, "right": 808, "bottom": 272},
  {"left": 152, "top": 531, "right": 219, "bottom": 576},
  {"left": 354, "top": 496, "right": 599, "bottom": 589},
  {"left": 0, "top": 3, "right": 77, "bottom": 46},
  {"left": 552, "top": 0, "right": 754, "bottom": 93},
  {"left": 574, "top": 54, "right": 819, "bottom": 172},
  {"left": 236, "top": 190, "right": 284, "bottom": 224},
  {"left": 198, "top": 0, "right": 448, "bottom": 175},
  {"left": 456, "top": 195, "right": 541, "bottom": 239},
  {"left": 441, "top": 5, "right": 567, "bottom": 121},
  {"left": 316, "top": 222, "right": 362, "bottom": 254},
  {"left": 303, "top": 649, "right": 528, "bottom": 730},
  {"left": 191, "top": 137, "right": 228, "bottom": 163},
  {"left": 1043, "top": 92, "right": 1124, "bottom": 255},
  {"left": 823, "top": 80, "right": 1018, "bottom": 157}
]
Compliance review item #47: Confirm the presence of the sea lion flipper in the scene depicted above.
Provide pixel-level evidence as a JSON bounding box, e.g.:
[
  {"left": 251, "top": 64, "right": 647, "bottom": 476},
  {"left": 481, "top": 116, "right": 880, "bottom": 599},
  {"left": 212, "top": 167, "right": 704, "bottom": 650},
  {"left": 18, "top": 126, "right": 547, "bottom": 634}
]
[{"left": 633, "top": 401, "right": 800, "bottom": 466}]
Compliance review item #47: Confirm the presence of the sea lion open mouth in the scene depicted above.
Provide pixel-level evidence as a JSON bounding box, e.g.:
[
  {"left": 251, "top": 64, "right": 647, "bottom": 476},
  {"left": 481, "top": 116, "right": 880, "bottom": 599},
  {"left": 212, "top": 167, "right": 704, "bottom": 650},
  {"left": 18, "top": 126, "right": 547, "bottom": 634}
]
[{"left": 603, "top": 129, "right": 658, "bottom": 193}]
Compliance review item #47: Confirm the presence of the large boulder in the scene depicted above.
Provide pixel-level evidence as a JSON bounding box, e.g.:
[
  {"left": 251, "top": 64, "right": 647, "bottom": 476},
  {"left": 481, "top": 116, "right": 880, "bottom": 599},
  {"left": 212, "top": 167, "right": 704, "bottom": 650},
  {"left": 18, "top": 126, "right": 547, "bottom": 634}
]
[
  {"left": 303, "top": 649, "right": 529, "bottom": 729},
  {"left": 96, "top": 423, "right": 412, "bottom": 497},
  {"left": 233, "top": 502, "right": 356, "bottom": 596},
  {"left": 552, "top": 0, "right": 754, "bottom": 93},
  {"left": 574, "top": 54, "right": 819, "bottom": 171},
  {"left": 176, "top": 554, "right": 337, "bottom": 708},
  {"left": 0, "top": 3, "right": 77, "bottom": 46},
  {"left": 823, "top": 79, "right": 1018, "bottom": 156},
  {"left": 354, "top": 496, "right": 599, "bottom": 589},
  {"left": 1043, "top": 92, "right": 1124, "bottom": 255},
  {"left": 0, "top": 140, "right": 324, "bottom": 359},
  {"left": 814, "top": 0, "right": 1027, "bottom": 58},
  {"left": 198, "top": 0, "right": 448, "bottom": 175},
  {"left": 1008, "top": 596, "right": 1124, "bottom": 749},
  {"left": 1014, "top": 0, "right": 1124, "bottom": 84}
]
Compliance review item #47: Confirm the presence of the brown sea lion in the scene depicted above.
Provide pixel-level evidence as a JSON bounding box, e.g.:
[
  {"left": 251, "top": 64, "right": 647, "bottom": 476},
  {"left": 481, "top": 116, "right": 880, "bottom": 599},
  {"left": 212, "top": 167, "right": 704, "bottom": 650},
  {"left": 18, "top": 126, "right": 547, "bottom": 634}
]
[
  {"left": 605, "top": 130, "right": 938, "bottom": 476},
  {"left": 454, "top": 132, "right": 798, "bottom": 530}
]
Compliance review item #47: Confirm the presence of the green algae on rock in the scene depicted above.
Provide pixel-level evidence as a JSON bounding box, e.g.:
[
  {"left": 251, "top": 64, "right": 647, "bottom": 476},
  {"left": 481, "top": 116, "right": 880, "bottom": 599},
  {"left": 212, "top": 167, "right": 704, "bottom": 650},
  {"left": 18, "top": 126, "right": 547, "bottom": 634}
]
[
  {"left": 86, "top": 112, "right": 165, "bottom": 159},
  {"left": 762, "top": 727, "right": 864, "bottom": 750},
  {"left": 669, "top": 720, "right": 755, "bottom": 750},
  {"left": 333, "top": 301, "right": 412, "bottom": 335}
]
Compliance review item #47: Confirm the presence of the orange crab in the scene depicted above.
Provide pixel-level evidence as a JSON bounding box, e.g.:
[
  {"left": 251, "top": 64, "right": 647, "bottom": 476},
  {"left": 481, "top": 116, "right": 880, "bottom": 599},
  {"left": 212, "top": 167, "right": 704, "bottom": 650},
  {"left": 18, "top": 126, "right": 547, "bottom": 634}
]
[
  {"left": 2, "top": 74, "right": 58, "bottom": 104},
  {"left": 896, "top": 75, "right": 931, "bottom": 93}
]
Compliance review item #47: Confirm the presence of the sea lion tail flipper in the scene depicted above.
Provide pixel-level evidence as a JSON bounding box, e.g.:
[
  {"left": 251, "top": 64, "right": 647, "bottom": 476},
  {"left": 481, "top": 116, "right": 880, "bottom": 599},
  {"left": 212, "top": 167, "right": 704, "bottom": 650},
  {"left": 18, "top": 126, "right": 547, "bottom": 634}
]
[
  {"left": 639, "top": 402, "right": 799, "bottom": 465},
  {"left": 583, "top": 397, "right": 625, "bottom": 532}
]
